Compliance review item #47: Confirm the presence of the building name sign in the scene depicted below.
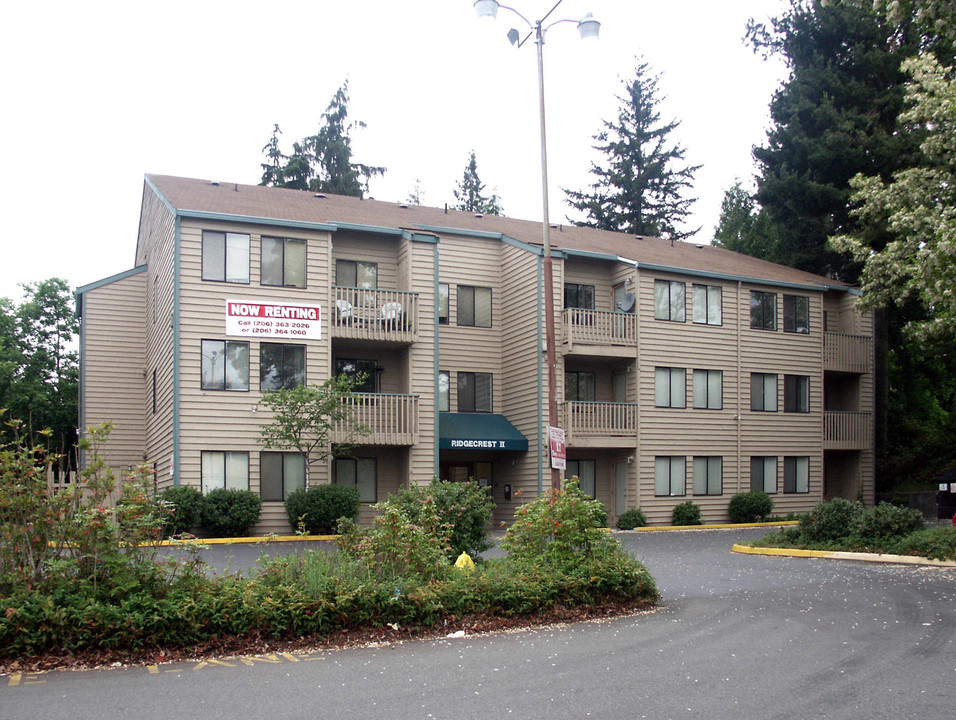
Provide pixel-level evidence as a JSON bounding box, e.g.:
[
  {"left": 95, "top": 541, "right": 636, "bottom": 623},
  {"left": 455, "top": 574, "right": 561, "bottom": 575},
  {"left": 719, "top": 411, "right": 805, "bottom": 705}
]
[
  {"left": 450, "top": 439, "right": 511, "bottom": 449},
  {"left": 226, "top": 299, "right": 322, "bottom": 340}
]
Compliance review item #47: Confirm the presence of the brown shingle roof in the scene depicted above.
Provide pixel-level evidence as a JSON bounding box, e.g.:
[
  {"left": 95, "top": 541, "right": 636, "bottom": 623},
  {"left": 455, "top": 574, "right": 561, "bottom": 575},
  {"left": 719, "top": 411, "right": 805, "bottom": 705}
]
[{"left": 147, "top": 174, "right": 851, "bottom": 290}]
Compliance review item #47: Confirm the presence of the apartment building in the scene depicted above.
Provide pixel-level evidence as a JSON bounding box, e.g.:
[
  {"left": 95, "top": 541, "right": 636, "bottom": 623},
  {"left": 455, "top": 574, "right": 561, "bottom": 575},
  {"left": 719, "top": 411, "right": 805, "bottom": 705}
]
[{"left": 77, "top": 175, "right": 875, "bottom": 531}]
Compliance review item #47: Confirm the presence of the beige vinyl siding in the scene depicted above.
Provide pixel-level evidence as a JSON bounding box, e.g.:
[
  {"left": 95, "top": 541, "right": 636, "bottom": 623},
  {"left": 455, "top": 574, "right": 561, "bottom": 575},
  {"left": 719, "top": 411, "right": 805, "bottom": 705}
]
[
  {"left": 81, "top": 272, "right": 148, "bottom": 476},
  {"left": 404, "top": 238, "right": 437, "bottom": 485},
  {"left": 139, "top": 186, "right": 177, "bottom": 488},
  {"left": 563, "top": 258, "right": 617, "bottom": 313},
  {"left": 176, "top": 219, "right": 333, "bottom": 493}
]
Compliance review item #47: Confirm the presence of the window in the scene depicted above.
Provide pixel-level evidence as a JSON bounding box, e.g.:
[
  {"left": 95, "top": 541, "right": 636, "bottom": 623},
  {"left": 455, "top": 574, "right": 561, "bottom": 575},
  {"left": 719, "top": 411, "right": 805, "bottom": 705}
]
[
  {"left": 750, "top": 291, "right": 776, "bottom": 330},
  {"left": 784, "top": 456, "right": 810, "bottom": 494},
  {"left": 784, "top": 375, "right": 810, "bottom": 413},
  {"left": 692, "top": 284, "right": 722, "bottom": 325},
  {"left": 655, "top": 456, "right": 686, "bottom": 496},
  {"left": 202, "top": 230, "right": 249, "bottom": 283},
  {"left": 335, "top": 260, "right": 377, "bottom": 288},
  {"left": 457, "top": 286, "right": 492, "bottom": 327},
  {"left": 565, "top": 371, "right": 596, "bottom": 402},
  {"left": 201, "top": 451, "right": 249, "bottom": 493},
  {"left": 784, "top": 295, "right": 810, "bottom": 334},
  {"left": 438, "top": 283, "right": 449, "bottom": 325},
  {"left": 201, "top": 340, "right": 249, "bottom": 391},
  {"left": 335, "top": 458, "right": 377, "bottom": 503},
  {"left": 750, "top": 373, "right": 777, "bottom": 412},
  {"left": 335, "top": 359, "right": 377, "bottom": 394},
  {"left": 693, "top": 456, "right": 723, "bottom": 496},
  {"left": 654, "top": 280, "right": 685, "bottom": 321},
  {"left": 458, "top": 372, "right": 492, "bottom": 412},
  {"left": 566, "top": 459, "right": 596, "bottom": 497},
  {"left": 260, "top": 452, "right": 305, "bottom": 501},
  {"left": 261, "top": 236, "right": 306, "bottom": 288},
  {"left": 750, "top": 456, "right": 777, "bottom": 494},
  {"left": 438, "top": 371, "right": 450, "bottom": 412},
  {"left": 655, "top": 367, "right": 686, "bottom": 408},
  {"left": 564, "top": 283, "right": 595, "bottom": 309},
  {"left": 260, "top": 343, "right": 306, "bottom": 391},
  {"left": 693, "top": 369, "right": 722, "bottom": 410}
]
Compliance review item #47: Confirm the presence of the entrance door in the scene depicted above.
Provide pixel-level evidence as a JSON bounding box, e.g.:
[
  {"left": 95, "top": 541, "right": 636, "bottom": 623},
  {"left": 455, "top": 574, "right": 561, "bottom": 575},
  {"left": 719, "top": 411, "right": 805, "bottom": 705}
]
[{"left": 614, "top": 462, "right": 627, "bottom": 518}]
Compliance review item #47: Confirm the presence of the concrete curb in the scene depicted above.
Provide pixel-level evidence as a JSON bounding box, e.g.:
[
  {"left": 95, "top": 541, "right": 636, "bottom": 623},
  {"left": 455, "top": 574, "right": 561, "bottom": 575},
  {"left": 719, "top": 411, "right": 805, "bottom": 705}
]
[
  {"left": 161, "top": 534, "right": 337, "bottom": 547},
  {"left": 619, "top": 521, "right": 800, "bottom": 533},
  {"left": 732, "top": 543, "right": 956, "bottom": 567}
]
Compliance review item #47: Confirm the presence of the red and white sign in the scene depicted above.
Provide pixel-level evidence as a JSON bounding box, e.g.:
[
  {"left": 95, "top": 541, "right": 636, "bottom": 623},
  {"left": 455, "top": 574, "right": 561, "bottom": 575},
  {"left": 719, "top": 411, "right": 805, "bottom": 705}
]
[
  {"left": 225, "top": 299, "right": 322, "bottom": 340},
  {"left": 548, "top": 426, "right": 566, "bottom": 470}
]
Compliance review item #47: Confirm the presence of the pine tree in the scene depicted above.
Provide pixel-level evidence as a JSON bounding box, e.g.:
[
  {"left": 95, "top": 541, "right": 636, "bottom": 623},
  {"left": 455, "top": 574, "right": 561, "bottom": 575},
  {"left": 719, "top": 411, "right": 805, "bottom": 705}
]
[
  {"left": 564, "top": 58, "right": 700, "bottom": 240},
  {"left": 453, "top": 151, "right": 502, "bottom": 215},
  {"left": 712, "top": 180, "right": 776, "bottom": 257},
  {"left": 259, "top": 124, "right": 285, "bottom": 187}
]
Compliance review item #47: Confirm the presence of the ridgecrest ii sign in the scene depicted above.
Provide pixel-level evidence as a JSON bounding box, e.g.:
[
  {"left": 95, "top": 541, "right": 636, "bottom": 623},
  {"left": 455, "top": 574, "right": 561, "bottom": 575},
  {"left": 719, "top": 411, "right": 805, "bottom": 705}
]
[{"left": 225, "top": 299, "right": 322, "bottom": 340}]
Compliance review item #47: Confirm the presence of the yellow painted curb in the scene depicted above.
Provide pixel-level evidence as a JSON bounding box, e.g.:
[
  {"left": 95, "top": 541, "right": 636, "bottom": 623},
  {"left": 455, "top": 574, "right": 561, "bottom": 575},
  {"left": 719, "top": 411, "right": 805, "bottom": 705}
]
[
  {"left": 625, "top": 521, "right": 800, "bottom": 532},
  {"left": 732, "top": 544, "right": 956, "bottom": 567},
  {"left": 160, "top": 534, "right": 337, "bottom": 547}
]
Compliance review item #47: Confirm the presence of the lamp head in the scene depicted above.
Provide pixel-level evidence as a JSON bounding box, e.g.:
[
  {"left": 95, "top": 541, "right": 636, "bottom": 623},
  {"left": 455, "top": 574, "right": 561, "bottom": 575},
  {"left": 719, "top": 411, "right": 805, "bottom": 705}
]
[
  {"left": 474, "top": 0, "right": 499, "bottom": 19},
  {"left": 577, "top": 13, "right": 600, "bottom": 40}
]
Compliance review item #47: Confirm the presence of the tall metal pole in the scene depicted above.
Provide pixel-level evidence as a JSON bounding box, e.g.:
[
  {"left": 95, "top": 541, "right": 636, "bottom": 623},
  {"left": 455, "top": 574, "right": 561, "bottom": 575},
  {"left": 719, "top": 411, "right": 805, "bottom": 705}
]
[{"left": 535, "top": 21, "right": 561, "bottom": 492}]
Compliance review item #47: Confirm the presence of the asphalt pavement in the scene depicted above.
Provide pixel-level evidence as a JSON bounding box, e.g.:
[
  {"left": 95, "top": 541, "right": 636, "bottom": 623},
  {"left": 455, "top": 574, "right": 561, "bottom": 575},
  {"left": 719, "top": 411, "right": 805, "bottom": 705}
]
[{"left": 3, "top": 528, "right": 954, "bottom": 720}]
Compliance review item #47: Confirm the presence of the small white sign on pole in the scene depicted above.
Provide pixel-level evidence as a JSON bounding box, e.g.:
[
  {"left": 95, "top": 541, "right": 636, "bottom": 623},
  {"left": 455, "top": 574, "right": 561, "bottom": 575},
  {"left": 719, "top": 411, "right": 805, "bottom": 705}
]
[
  {"left": 549, "top": 426, "right": 566, "bottom": 471},
  {"left": 225, "top": 299, "right": 322, "bottom": 340}
]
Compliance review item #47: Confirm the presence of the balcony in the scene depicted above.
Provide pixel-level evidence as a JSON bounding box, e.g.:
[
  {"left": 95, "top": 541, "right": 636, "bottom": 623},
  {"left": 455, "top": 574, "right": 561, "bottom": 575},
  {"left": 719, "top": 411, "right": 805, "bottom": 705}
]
[
  {"left": 824, "top": 411, "right": 872, "bottom": 450},
  {"left": 331, "top": 287, "right": 418, "bottom": 343},
  {"left": 824, "top": 332, "right": 872, "bottom": 374},
  {"left": 562, "top": 309, "right": 637, "bottom": 357},
  {"left": 333, "top": 393, "right": 419, "bottom": 446},
  {"left": 562, "top": 401, "right": 638, "bottom": 447}
]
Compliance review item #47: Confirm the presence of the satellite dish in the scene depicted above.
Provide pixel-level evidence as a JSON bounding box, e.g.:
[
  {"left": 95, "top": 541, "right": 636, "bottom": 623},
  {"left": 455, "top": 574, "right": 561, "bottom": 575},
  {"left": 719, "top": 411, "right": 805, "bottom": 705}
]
[{"left": 617, "top": 293, "right": 636, "bottom": 313}]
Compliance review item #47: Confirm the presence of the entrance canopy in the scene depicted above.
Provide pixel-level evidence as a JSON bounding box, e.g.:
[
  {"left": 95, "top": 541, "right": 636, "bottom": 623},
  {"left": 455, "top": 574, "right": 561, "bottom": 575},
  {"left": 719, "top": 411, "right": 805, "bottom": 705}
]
[{"left": 439, "top": 413, "right": 529, "bottom": 451}]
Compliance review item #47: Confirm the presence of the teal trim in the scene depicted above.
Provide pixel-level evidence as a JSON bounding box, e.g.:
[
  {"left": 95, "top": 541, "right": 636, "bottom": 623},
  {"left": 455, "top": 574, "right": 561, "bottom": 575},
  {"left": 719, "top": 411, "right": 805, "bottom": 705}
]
[
  {"left": 413, "top": 224, "right": 505, "bottom": 241},
  {"left": 144, "top": 176, "right": 177, "bottom": 216},
  {"left": 178, "top": 209, "right": 336, "bottom": 233},
  {"left": 635, "top": 262, "right": 832, "bottom": 292},
  {"left": 433, "top": 243, "right": 441, "bottom": 477},
  {"left": 403, "top": 230, "right": 439, "bottom": 244},
  {"left": 77, "top": 291, "right": 86, "bottom": 470},
  {"left": 329, "top": 221, "right": 403, "bottom": 236},
  {"left": 536, "top": 255, "right": 544, "bottom": 496},
  {"left": 172, "top": 215, "right": 181, "bottom": 487},
  {"left": 563, "top": 248, "right": 621, "bottom": 263},
  {"left": 500, "top": 234, "right": 542, "bottom": 255},
  {"left": 76, "top": 265, "right": 148, "bottom": 297}
]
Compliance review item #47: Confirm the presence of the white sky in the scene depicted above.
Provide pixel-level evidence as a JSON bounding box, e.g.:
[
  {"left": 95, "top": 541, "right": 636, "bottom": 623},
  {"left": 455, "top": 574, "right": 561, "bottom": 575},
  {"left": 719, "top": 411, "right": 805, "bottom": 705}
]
[{"left": 0, "top": 0, "right": 788, "bottom": 302}]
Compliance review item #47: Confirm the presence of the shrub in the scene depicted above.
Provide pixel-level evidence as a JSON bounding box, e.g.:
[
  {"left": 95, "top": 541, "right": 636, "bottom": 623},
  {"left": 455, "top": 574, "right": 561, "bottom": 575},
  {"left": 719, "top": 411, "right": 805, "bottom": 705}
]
[
  {"left": 158, "top": 485, "right": 204, "bottom": 536},
  {"left": 727, "top": 491, "right": 774, "bottom": 524},
  {"left": 389, "top": 479, "right": 494, "bottom": 558},
  {"left": 852, "top": 502, "right": 924, "bottom": 542},
  {"left": 671, "top": 500, "right": 702, "bottom": 526},
  {"left": 616, "top": 508, "right": 647, "bottom": 530},
  {"left": 894, "top": 526, "right": 956, "bottom": 561},
  {"left": 799, "top": 498, "right": 863, "bottom": 543},
  {"left": 284, "top": 484, "right": 359, "bottom": 535},
  {"left": 502, "top": 480, "right": 618, "bottom": 567},
  {"left": 200, "top": 489, "right": 262, "bottom": 537}
]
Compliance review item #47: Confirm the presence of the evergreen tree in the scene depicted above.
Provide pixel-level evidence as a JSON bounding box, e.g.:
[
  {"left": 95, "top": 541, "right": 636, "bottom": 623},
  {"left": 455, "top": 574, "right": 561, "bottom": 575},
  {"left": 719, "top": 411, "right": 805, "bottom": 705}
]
[
  {"left": 712, "top": 180, "right": 776, "bottom": 257},
  {"left": 259, "top": 81, "right": 385, "bottom": 198},
  {"left": 564, "top": 58, "right": 700, "bottom": 240},
  {"left": 746, "top": 0, "right": 928, "bottom": 279},
  {"left": 406, "top": 179, "right": 425, "bottom": 206},
  {"left": 453, "top": 151, "right": 502, "bottom": 215}
]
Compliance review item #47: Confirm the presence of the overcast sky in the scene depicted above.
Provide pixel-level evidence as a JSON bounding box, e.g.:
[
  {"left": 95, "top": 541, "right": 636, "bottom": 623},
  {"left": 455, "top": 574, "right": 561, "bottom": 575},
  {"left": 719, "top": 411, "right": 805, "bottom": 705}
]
[{"left": 0, "top": 0, "right": 789, "bottom": 302}]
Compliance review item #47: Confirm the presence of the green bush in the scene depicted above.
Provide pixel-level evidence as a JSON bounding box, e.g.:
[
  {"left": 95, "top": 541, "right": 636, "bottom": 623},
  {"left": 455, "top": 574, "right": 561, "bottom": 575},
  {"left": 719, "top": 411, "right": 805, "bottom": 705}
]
[
  {"left": 852, "top": 502, "right": 924, "bottom": 542},
  {"left": 671, "top": 500, "right": 702, "bottom": 526},
  {"left": 389, "top": 479, "right": 494, "bottom": 559},
  {"left": 728, "top": 491, "right": 774, "bottom": 524},
  {"left": 799, "top": 498, "right": 864, "bottom": 543},
  {"left": 502, "top": 480, "right": 618, "bottom": 567},
  {"left": 616, "top": 508, "right": 647, "bottom": 530},
  {"left": 158, "top": 485, "right": 204, "bottom": 536},
  {"left": 200, "top": 489, "right": 262, "bottom": 537},
  {"left": 894, "top": 525, "right": 956, "bottom": 561},
  {"left": 284, "top": 484, "right": 359, "bottom": 535}
]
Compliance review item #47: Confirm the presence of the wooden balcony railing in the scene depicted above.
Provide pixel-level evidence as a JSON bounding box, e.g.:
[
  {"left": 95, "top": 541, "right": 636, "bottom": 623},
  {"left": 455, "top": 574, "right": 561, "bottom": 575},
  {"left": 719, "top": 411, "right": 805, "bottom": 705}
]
[
  {"left": 824, "top": 332, "right": 872, "bottom": 374},
  {"left": 562, "top": 401, "right": 638, "bottom": 444},
  {"left": 333, "top": 393, "right": 419, "bottom": 446},
  {"left": 562, "top": 309, "right": 637, "bottom": 352},
  {"left": 824, "top": 411, "right": 872, "bottom": 450},
  {"left": 331, "top": 287, "right": 418, "bottom": 342}
]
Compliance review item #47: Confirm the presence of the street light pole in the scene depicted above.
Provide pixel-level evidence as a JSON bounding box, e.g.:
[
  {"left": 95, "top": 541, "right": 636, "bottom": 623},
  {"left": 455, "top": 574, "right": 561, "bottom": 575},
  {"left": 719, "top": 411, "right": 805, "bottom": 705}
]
[{"left": 474, "top": 1, "right": 599, "bottom": 492}]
